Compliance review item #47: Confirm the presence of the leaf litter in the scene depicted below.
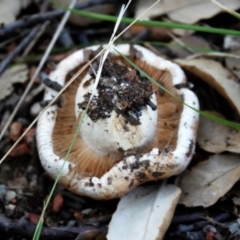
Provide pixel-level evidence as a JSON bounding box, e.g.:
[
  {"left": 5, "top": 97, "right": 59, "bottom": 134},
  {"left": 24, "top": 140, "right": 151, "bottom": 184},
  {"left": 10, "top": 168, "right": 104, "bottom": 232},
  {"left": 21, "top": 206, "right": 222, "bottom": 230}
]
[
  {"left": 176, "top": 154, "right": 240, "bottom": 207},
  {"left": 0, "top": 64, "right": 28, "bottom": 100},
  {"left": 1, "top": 0, "right": 240, "bottom": 239}
]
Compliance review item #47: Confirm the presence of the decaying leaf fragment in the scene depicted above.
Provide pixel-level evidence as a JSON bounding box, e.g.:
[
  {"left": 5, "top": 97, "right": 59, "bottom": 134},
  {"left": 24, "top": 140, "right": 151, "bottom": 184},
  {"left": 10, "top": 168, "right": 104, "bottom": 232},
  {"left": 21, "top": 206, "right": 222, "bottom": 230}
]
[
  {"left": 176, "top": 154, "right": 240, "bottom": 207},
  {"left": 197, "top": 111, "right": 240, "bottom": 154},
  {"left": 107, "top": 184, "right": 181, "bottom": 240},
  {"left": 175, "top": 58, "right": 240, "bottom": 117},
  {"left": 0, "top": 64, "right": 29, "bottom": 101},
  {"left": 135, "top": 0, "right": 240, "bottom": 24},
  {"left": 0, "top": 0, "right": 30, "bottom": 25}
]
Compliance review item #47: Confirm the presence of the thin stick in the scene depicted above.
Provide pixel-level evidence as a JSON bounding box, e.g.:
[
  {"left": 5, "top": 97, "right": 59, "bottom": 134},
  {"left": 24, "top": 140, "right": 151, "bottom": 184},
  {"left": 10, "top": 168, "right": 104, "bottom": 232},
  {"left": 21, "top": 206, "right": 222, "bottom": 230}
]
[
  {"left": 0, "top": 0, "right": 116, "bottom": 37},
  {"left": 32, "top": 1, "right": 77, "bottom": 238},
  {"left": 0, "top": 26, "right": 41, "bottom": 76},
  {"left": 186, "top": 51, "right": 240, "bottom": 60},
  {"left": 0, "top": 0, "right": 161, "bottom": 165},
  {"left": 211, "top": 0, "right": 240, "bottom": 18},
  {"left": 0, "top": 1, "right": 75, "bottom": 141}
]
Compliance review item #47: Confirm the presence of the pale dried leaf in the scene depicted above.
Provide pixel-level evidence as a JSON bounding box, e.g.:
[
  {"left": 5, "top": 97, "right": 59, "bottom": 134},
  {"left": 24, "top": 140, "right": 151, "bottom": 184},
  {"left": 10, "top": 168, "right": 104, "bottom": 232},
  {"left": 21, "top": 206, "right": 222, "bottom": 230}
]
[
  {"left": 0, "top": 0, "right": 31, "bottom": 25},
  {"left": 176, "top": 154, "right": 240, "bottom": 207},
  {"left": 107, "top": 184, "right": 181, "bottom": 240},
  {"left": 135, "top": 0, "right": 240, "bottom": 24},
  {"left": 224, "top": 36, "right": 240, "bottom": 50},
  {"left": 175, "top": 58, "right": 240, "bottom": 117},
  {"left": 197, "top": 111, "right": 240, "bottom": 153},
  {"left": 0, "top": 64, "right": 29, "bottom": 100},
  {"left": 53, "top": 0, "right": 114, "bottom": 26},
  {"left": 169, "top": 35, "right": 211, "bottom": 58}
]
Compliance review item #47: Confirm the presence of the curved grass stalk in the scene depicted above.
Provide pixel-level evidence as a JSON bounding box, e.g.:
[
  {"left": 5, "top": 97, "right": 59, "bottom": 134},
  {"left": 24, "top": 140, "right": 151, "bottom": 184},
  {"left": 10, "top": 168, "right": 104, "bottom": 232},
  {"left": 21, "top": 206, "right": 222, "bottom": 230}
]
[{"left": 69, "top": 9, "right": 240, "bottom": 36}]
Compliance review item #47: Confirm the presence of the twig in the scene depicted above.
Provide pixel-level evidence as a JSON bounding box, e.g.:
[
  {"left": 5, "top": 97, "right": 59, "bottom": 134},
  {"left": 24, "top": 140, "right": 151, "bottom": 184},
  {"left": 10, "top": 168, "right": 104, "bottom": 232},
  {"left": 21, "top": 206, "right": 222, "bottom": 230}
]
[
  {"left": 0, "top": 0, "right": 116, "bottom": 37},
  {"left": 22, "top": 22, "right": 50, "bottom": 57},
  {"left": 0, "top": 214, "right": 106, "bottom": 239},
  {"left": 186, "top": 51, "right": 240, "bottom": 60},
  {"left": 57, "top": 27, "right": 75, "bottom": 47},
  {"left": 0, "top": 31, "right": 28, "bottom": 48},
  {"left": 172, "top": 212, "right": 205, "bottom": 224},
  {"left": 22, "top": 1, "right": 49, "bottom": 57},
  {"left": 211, "top": 0, "right": 240, "bottom": 18},
  {"left": 0, "top": 25, "right": 41, "bottom": 76},
  {"left": 0, "top": 0, "right": 76, "bottom": 141}
]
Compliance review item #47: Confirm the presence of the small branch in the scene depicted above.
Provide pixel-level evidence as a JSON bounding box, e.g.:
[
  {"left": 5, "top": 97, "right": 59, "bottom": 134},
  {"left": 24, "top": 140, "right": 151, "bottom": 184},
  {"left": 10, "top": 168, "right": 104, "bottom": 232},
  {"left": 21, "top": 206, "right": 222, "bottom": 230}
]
[
  {"left": 0, "top": 25, "right": 41, "bottom": 76},
  {"left": 0, "top": 0, "right": 115, "bottom": 37},
  {"left": 0, "top": 214, "right": 106, "bottom": 239},
  {"left": 172, "top": 212, "right": 205, "bottom": 224}
]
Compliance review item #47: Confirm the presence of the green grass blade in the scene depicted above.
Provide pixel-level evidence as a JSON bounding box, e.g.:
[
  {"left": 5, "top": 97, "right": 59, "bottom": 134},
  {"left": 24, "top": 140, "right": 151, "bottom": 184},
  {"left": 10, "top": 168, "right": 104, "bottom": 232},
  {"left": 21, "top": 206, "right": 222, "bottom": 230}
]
[
  {"left": 32, "top": 220, "right": 43, "bottom": 240},
  {"left": 49, "top": 0, "right": 240, "bottom": 37},
  {"left": 32, "top": 109, "right": 87, "bottom": 239},
  {"left": 114, "top": 47, "right": 240, "bottom": 130},
  {"left": 211, "top": 0, "right": 240, "bottom": 20},
  {"left": 70, "top": 9, "right": 240, "bottom": 37}
]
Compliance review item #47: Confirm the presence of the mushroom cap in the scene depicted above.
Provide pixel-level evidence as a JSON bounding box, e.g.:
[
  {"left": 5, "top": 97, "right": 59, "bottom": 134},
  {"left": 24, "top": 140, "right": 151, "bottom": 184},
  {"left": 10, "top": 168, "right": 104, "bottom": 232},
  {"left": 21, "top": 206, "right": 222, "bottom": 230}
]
[{"left": 37, "top": 44, "right": 199, "bottom": 200}]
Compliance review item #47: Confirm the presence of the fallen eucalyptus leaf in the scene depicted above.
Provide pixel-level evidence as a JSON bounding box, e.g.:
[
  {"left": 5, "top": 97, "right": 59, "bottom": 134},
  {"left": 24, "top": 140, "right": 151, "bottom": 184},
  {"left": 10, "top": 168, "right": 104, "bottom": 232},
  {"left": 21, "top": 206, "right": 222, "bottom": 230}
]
[
  {"left": 135, "top": 0, "right": 240, "bottom": 24},
  {"left": 107, "top": 184, "right": 181, "bottom": 240},
  {"left": 175, "top": 58, "right": 240, "bottom": 117},
  {"left": 0, "top": 0, "right": 30, "bottom": 25},
  {"left": 0, "top": 64, "right": 29, "bottom": 101},
  {"left": 176, "top": 154, "right": 240, "bottom": 207},
  {"left": 197, "top": 111, "right": 240, "bottom": 153}
]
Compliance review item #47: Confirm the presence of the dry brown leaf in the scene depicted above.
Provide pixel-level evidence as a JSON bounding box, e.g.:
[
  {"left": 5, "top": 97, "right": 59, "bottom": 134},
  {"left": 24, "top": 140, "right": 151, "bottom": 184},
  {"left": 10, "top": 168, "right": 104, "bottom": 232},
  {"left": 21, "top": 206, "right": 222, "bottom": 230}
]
[
  {"left": 0, "top": 0, "right": 30, "bottom": 25},
  {"left": 107, "top": 184, "right": 181, "bottom": 240},
  {"left": 197, "top": 111, "right": 240, "bottom": 153},
  {"left": 175, "top": 58, "right": 240, "bottom": 117},
  {"left": 135, "top": 0, "right": 240, "bottom": 24},
  {"left": 176, "top": 154, "right": 240, "bottom": 207},
  {"left": 0, "top": 64, "right": 29, "bottom": 101}
]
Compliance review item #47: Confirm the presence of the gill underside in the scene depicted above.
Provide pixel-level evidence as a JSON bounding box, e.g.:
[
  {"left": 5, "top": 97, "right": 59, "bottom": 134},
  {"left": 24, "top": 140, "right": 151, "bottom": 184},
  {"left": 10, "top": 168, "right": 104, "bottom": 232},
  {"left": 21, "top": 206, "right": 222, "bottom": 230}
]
[{"left": 52, "top": 57, "right": 183, "bottom": 178}]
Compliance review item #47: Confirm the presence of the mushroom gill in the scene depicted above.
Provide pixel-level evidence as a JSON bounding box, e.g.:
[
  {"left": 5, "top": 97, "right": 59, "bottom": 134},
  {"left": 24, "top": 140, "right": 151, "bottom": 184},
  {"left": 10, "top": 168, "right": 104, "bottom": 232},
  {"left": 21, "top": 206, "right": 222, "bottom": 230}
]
[{"left": 52, "top": 55, "right": 183, "bottom": 178}]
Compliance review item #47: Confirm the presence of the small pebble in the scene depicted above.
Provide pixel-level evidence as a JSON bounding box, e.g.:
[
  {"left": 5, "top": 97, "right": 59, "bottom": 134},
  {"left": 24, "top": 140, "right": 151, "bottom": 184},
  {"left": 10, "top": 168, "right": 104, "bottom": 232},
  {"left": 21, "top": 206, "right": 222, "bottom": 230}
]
[
  {"left": 82, "top": 208, "right": 92, "bottom": 215},
  {"left": 29, "top": 179, "right": 38, "bottom": 191},
  {"left": 5, "top": 190, "right": 17, "bottom": 202},
  {"left": 5, "top": 203, "right": 16, "bottom": 212},
  {"left": 52, "top": 193, "right": 64, "bottom": 213},
  {"left": 67, "top": 220, "right": 76, "bottom": 227},
  {"left": 74, "top": 211, "right": 83, "bottom": 220},
  {"left": 30, "top": 102, "right": 42, "bottom": 117},
  {"left": 29, "top": 213, "right": 40, "bottom": 224},
  {"left": 9, "top": 143, "right": 30, "bottom": 156},
  {"left": 9, "top": 122, "right": 23, "bottom": 142},
  {"left": 23, "top": 127, "right": 36, "bottom": 144}
]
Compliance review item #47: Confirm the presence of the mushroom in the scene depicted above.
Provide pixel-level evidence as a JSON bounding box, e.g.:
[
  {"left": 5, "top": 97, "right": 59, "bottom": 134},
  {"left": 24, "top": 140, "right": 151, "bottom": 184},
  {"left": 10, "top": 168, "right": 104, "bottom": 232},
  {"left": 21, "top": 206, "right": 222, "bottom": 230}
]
[{"left": 37, "top": 44, "right": 199, "bottom": 200}]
